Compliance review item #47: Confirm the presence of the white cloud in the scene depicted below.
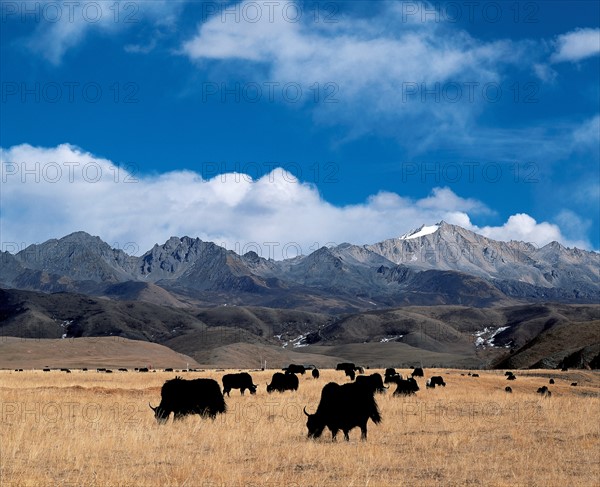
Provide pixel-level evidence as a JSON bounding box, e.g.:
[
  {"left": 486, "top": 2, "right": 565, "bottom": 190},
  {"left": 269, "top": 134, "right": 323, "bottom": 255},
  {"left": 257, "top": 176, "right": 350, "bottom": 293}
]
[
  {"left": 572, "top": 114, "right": 600, "bottom": 150},
  {"left": 18, "top": 1, "right": 183, "bottom": 64},
  {"left": 551, "top": 28, "right": 600, "bottom": 63},
  {"left": 182, "top": 0, "right": 532, "bottom": 145},
  {"left": 1, "top": 144, "right": 588, "bottom": 258},
  {"left": 554, "top": 210, "right": 593, "bottom": 245},
  {"left": 474, "top": 214, "right": 589, "bottom": 249},
  {"left": 533, "top": 62, "right": 557, "bottom": 83}
]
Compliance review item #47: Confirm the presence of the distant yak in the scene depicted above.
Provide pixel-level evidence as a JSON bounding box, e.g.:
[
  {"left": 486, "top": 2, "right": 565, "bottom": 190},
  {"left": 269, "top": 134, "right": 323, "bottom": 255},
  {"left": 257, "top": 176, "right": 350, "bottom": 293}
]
[
  {"left": 222, "top": 372, "right": 257, "bottom": 396},
  {"left": 537, "top": 386, "right": 552, "bottom": 397},
  {"left": 283, "top": 364, "right": 307, "bottom": 375},
  {"left": 266, "top": 372, "right": 299, "bottom": 393},
  {"left": 392, "top": 377, "right": 420, "bottom": 396},
  {"left": 336, "top": 363, "right": 356, "bottom": 372},
  {"left": 355, "top": 373, "right": 387, "bottom": 394},
  {"left": 335, "top": 362, "right": 364, "bottom": 381},
  {"left": 426, "top": 376, "right": 446, "bottom": 388},
  {"left": 384, "top": 368, "right": 401, "bottom": 384},
  {"left": 411, "top": 367, "right": 424, "bottom": 378}
]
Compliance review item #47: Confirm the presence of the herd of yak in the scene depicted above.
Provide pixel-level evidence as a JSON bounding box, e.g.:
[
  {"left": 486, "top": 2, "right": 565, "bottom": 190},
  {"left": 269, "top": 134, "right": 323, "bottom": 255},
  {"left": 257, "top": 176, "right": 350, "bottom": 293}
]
[
  {"left": 147, "top": 362, "right": 556, "bottom": 442},
  {"left": 21, "top": 362, "right": 570, "bottom": 440}
]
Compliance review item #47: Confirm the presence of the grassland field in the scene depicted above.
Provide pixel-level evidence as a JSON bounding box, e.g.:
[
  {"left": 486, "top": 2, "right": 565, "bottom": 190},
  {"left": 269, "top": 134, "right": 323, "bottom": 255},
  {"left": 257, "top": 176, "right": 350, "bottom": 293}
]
[{"left": 1, "top": 368, "right": 598, "bottom": 487}]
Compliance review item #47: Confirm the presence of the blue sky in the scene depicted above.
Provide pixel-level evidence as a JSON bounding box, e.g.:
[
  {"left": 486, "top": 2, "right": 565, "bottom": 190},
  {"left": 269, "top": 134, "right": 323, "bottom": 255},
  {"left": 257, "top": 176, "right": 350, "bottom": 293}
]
[{"left": 1, "top": 0, "right": 599, "bottom": 257}]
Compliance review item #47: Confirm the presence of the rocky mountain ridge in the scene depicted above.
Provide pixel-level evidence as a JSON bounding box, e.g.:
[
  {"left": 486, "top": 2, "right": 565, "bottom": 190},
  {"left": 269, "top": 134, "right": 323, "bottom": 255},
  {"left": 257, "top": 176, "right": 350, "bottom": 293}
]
[{"left": 1, "top": 222, "right": 598, "bottom": 311}]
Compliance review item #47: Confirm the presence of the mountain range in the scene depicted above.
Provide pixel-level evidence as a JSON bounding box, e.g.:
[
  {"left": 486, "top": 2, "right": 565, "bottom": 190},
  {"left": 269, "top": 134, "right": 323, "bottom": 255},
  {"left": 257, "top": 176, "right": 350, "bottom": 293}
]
[
  {"left": 2, "top": 223, "right": 598, "bottom": 370},
  {"left": 2, "top": 221, "right": 598, "bottom": 311}
]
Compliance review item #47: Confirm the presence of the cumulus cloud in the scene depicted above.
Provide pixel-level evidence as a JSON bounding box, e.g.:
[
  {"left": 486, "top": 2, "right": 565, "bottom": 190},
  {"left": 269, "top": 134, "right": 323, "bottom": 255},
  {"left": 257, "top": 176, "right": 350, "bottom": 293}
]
[
  {"left": 0, "top": 144, "right": 588, "bottom": 258},
  {"left": 474, "top": 214, "right": 589, "bottom": 249},
  {"left": 551, "top": 28, "right": 600, "bottom": 63}
]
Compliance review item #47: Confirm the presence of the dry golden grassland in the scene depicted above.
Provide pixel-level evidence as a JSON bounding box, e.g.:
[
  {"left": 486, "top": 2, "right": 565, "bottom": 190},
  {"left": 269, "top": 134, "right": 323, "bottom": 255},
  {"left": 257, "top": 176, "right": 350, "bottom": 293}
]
[{"left": 1, "top": 368, "right": 598, "bottom": 487}]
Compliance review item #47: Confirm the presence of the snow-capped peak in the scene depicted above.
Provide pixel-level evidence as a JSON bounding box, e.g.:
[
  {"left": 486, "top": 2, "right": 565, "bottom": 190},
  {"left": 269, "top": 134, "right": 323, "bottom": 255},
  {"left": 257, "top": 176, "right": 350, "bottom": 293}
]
[{"left": 399, "top": 224, "right": 440, "bottom": 240}]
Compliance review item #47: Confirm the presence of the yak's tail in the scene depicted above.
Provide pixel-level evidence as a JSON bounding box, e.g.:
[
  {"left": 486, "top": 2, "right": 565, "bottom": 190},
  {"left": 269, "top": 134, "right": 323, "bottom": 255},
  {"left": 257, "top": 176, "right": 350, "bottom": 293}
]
[{"left": 370, "top": 399, "right": 382, "bottom": 425}]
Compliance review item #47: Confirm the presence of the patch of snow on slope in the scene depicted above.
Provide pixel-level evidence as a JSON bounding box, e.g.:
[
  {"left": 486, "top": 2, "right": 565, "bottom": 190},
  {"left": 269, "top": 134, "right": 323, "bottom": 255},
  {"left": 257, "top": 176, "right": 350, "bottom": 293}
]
[
  {"left": 380, "top": 335, "right": 404, "bottom": 343},
  {"left": 399, "top": 224, "right": 440, "bottom": 240},
  {"left": 473, "top": 326, "right": 511, "bottom": 348},
  {"left": 280, "top": 333, "right": 309, "bottom": 348}
]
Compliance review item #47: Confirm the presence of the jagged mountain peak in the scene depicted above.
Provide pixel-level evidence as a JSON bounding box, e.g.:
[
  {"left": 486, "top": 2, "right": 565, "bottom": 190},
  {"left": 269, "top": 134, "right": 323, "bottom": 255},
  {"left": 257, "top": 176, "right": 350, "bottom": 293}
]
[
  {"left": 14, "top": 230, "right": 132, "bottom": 284},
  {"left": 243, "top": 250, "right": 260, "bottom": 261},
  {"left": 62, "top": 230, "right": 97, "bottom": 240},
  {"left": 154, "top": 235, "right": 203, "bottom": 249},
  {"left": 22, "top": 231, "right": 107, "bottom": 250},
  {"left": 542, "top": 241, "right": 565, "bottom": 251}
]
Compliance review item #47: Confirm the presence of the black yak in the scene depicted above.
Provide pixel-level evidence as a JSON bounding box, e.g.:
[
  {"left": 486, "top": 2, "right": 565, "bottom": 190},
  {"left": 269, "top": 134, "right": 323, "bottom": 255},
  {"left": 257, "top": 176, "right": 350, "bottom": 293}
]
[
  {"left": 392, "top": 377, "right": 420, "bottom": 395},
  {"left": 284, "top": 364, "right": 307, "bottom": 375},
  {"left": 355, "top": 373, "right": 387, "bottom": 393},
  {"left": 336, "top": 362, "right": 356, "bottom": 372},
  {"left": 384, "top": 368, "right": 401, "bottom": 384},
  {"left": 312, "top": 368, "right": 320, "bottom": 379},
  {"left": 304, "top": 381, "right": 381, "bottom": 441},
  {"left": 222, "top": 372, "right": 257, "bottom": 396},
  {"left": 426, "top": 376, "right": 446, "bottom": 388},
  {"left": 537, "top": 386, "right": 552, "bottom": 397},
  {"left": 149, "top": 376, "right": 226, "bottom": 423},
  {"left": 411, "top": 367, "right": 424, "bottom": 378},
  {"left": 266, "top": 372, "right": 299, "bottom": 393}
]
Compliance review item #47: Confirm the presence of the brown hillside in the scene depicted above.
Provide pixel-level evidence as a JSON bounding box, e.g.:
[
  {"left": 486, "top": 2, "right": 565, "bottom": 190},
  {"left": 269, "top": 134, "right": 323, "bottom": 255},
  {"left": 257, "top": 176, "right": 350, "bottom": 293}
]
[{"left": 0, "top": 337, "right": 200, "bottom": 369}]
